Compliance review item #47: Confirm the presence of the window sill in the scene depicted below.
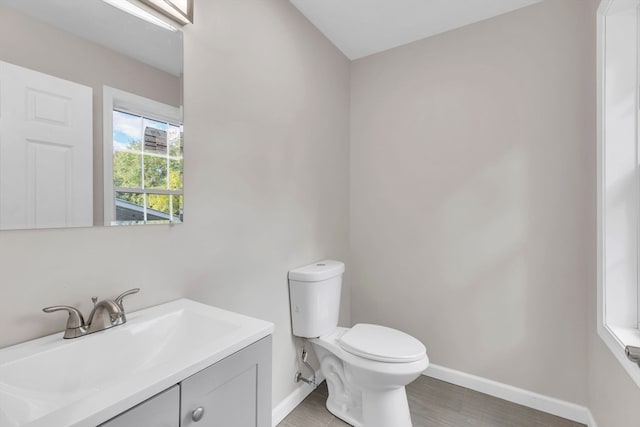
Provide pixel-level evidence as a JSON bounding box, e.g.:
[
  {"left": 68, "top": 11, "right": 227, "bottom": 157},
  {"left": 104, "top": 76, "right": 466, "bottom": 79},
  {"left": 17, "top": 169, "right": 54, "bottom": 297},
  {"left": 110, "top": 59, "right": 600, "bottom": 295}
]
[{"left": 598, "top": 323, "right": 640, "bottom": 388}]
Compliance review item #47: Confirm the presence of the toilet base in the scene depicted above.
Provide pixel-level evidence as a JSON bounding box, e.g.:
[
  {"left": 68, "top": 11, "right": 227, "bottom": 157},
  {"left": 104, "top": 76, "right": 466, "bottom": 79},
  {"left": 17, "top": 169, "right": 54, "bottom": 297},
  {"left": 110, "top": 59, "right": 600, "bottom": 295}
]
[
  {"left": 323, "top": 382, "right": 413, "bottom": 427},
  {"left": 321, "top": 354, "right": 363, "bottom": 426},
  {"left": 317, "top": 352, "right": 413, "bottom": 427},
  {"left": 361, "top": 387, "right": 412, "bottom": 427},
  {"left": 326, "top": 399, "right": 362, "bottom": 427}
]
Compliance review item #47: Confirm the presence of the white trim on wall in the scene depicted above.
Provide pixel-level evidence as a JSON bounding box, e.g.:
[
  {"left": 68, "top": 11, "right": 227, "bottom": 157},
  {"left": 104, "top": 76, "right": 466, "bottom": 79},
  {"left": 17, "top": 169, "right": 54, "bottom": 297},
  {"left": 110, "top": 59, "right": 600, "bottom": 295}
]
[{"left": 423, "top": 364, "right": 596, "bottom": 427}]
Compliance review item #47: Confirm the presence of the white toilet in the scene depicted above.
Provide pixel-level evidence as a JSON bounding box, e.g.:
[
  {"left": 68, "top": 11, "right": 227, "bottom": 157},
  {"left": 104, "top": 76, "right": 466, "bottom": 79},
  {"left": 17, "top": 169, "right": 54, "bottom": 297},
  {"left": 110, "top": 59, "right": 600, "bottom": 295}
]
[{"left": 288, "top": 260, "right": 429, "bottom": 427}]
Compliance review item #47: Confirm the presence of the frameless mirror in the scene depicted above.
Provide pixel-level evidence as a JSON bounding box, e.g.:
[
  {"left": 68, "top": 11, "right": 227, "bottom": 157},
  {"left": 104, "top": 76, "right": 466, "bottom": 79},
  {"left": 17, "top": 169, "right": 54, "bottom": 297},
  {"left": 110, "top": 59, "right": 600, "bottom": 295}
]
[{"left": 0, "top": 0, "right": 184, "bottom": 230}]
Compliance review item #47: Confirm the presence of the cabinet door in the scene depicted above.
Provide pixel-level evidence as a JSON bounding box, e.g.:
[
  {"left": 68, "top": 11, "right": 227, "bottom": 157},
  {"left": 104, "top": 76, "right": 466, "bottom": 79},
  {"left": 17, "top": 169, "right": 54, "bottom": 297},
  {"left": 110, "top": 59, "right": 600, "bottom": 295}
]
[
  {"left": 181, "top": 336, "right": 272, "bottom": 427},
  {"left": 99, "top": 385, "right": 179, "bottom": 427}
]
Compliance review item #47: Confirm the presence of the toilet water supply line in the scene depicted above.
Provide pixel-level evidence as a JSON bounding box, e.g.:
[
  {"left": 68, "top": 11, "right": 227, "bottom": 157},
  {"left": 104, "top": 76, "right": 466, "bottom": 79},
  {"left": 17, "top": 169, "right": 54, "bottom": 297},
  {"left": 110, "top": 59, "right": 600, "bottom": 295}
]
[{"left": 295, "top": 346, "right": 317, "bottom": 387}]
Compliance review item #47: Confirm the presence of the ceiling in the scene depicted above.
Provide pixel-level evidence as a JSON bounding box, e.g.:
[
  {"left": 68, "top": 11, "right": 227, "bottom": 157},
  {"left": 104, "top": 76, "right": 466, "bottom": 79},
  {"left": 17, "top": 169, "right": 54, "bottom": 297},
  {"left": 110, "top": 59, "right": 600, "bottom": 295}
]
[
  {"left": 0, "top": 0, "right": 183, "bottom": 76},
  {"left": 289, "top": 0, "right": 542, "bottom": 60},
  {"left": 2, "top": 1, "right": 542, "bottom": 73}
]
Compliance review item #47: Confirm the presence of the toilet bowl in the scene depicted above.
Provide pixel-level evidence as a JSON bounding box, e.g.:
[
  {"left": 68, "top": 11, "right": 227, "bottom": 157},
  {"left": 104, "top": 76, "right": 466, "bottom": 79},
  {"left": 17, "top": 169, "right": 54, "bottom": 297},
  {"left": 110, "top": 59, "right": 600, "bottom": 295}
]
[{"left": 288, "top": 260, "right": 429, "bottom": 427}]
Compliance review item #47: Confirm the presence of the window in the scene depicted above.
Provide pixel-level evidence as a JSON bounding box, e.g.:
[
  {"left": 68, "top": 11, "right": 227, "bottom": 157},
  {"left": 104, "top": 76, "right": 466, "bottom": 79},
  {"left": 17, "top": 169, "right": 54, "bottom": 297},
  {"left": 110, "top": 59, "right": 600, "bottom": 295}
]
[
  {"left": 597, "top": 0, "right": 640, "bottom": 387},
  {"left": 103, "top": 87, "right": 183, "bottom": 225}
]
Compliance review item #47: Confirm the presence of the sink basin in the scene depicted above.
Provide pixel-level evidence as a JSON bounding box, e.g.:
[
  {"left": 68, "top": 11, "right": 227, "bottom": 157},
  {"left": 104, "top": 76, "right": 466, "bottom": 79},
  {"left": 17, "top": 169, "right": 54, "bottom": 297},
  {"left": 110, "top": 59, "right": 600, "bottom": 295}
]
[{"left": 0, "top": 298, "right": 274, "bottom": 427}]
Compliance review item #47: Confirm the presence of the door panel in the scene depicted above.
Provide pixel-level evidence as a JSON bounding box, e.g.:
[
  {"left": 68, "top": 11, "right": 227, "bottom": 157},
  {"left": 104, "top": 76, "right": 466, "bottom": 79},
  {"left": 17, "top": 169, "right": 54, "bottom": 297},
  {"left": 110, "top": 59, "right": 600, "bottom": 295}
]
[{"left": 0, "top": 61, "right": 92, "bottom": 229}]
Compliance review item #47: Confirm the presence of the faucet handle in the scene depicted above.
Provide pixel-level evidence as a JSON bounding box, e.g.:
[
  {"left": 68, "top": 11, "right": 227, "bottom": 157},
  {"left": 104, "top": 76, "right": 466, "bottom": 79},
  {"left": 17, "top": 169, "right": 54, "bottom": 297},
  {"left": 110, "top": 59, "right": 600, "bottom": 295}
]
[
  {"left": 42, "top": 305, "right": 86, "bottom": 334},
  {"left": 114, "top": 288, "right": 140, "bottom": 311}
]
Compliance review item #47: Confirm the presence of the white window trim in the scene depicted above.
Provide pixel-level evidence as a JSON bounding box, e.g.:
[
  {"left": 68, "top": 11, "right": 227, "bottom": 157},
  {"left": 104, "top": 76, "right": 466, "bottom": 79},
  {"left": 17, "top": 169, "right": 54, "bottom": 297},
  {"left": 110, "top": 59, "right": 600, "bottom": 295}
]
[
  {"left": 597, "top": 0, "right": 640, "bottom": 388},
  {"left": 102, "top": 86, "right": 183, "bottom": 225}
]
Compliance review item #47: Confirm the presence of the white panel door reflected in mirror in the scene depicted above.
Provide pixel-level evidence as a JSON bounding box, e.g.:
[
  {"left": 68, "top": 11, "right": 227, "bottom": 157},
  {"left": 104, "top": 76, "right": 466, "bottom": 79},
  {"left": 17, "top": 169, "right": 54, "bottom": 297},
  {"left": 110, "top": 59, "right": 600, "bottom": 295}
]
[{"left": 0, "top": 61, "right": 93, "bottom": 230}]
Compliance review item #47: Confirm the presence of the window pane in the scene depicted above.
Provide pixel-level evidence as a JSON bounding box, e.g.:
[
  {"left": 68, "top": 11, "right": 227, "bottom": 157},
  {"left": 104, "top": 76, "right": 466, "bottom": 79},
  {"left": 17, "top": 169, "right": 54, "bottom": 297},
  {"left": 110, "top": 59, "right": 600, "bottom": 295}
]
[
  {"left": 169, "top": 124, "right": 183, "bottom": 157},
  {"left": 172, "top": 195, "right": 183, "bottom": 221},
  {"left": 115, "top": 191, "right": 145, "bottom": 223},
  {"left": 147, "top": 194, "right": 171, "bottom": 221},
  {"left": 169, "top": 159, "right": 183, "bottom": 190},
  {"left": 143, "top": 118, "right": 168, "bottom": 155},
  {"left": 144, "top": 155, "right": 168, "bottom": 189},
  {"left": 113, "top": 110, "right": 142, "bottom": 152},
  {"left": 113, "top": 152, "right": 142, "bottom": 188}
]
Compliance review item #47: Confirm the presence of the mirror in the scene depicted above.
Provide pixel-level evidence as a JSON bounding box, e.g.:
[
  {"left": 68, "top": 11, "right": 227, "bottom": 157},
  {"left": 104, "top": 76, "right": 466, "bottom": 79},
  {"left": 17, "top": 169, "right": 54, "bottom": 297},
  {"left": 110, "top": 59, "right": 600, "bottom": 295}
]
[{"left": 0, "top": 0, "right": 184, "bottom": 230}]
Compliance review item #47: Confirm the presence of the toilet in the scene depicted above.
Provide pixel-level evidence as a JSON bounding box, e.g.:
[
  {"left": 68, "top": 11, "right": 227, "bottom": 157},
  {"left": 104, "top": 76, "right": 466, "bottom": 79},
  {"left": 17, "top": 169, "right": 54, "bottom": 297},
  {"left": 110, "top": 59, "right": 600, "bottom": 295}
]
[{"left": 288, "top": 260, "right": 429, "bottom": 427}]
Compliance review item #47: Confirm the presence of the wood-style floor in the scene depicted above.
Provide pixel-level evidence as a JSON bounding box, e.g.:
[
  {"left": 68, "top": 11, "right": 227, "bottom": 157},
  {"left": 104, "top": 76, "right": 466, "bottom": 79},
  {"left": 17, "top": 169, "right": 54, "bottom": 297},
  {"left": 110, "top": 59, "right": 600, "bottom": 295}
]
[{"left": 277, "top": 376, "right": 586, "bottom": 427}]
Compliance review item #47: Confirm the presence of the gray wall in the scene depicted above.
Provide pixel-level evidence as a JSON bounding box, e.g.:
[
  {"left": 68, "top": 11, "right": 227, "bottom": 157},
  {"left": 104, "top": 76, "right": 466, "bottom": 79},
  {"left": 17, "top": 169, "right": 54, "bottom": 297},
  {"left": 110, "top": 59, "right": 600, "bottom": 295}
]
[
  {"left": 182, "top": 0, "right": 351, "bottom": 404},
  {"left": 350, "top": 0, "right": 593, "bottom": 406},
  {"left": 0, "top": 0, "right": 350, "bottom": 409}
]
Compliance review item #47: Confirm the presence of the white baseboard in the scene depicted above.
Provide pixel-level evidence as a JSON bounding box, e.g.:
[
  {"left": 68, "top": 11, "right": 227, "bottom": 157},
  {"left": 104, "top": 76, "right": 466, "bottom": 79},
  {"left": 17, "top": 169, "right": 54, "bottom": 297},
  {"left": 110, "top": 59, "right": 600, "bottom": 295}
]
[
  {"left": 424, "top": 364, "right": 596, "bottom": 427},
  {"left": 271, "top": 364, "right": 598, "bottom": 427},
  {"left": 585, "top": 409, "right": 599, "bottom": 427},
  {"left": 272, "top": 370, "right": 325, "bottom": 427}
]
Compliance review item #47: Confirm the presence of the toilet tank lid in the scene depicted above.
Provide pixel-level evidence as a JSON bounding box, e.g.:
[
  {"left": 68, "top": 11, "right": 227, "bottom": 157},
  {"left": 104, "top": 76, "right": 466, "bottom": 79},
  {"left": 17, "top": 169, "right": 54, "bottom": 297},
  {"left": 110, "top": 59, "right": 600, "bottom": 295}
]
[{"left": 288, "top": 260, "right": 345, "bottom": 282}]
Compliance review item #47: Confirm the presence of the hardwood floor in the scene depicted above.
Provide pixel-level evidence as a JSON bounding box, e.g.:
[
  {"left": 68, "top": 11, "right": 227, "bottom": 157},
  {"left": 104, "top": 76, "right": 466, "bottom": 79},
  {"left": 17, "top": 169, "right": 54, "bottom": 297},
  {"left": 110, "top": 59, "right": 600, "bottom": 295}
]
[{"left": 277, "top": 376, "right": 586, "bottom": 427}]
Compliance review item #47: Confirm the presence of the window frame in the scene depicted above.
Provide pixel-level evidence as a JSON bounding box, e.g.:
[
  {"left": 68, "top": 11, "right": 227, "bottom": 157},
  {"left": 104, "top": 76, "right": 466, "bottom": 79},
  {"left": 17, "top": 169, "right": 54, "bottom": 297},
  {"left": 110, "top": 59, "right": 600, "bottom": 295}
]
[
  {"left": 103, "top": 86, "right": 183, "bottom": 226},
  {"left": 597, "top": 0, "right": 640, "bottom": 388}
]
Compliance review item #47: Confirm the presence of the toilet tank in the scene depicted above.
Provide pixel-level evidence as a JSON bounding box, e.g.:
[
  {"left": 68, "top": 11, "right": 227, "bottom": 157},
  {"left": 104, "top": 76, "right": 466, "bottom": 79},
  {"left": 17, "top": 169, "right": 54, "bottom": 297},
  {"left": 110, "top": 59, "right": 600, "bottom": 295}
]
[{"left": 288, "top": 260, "right": 345, "bottom": 338}]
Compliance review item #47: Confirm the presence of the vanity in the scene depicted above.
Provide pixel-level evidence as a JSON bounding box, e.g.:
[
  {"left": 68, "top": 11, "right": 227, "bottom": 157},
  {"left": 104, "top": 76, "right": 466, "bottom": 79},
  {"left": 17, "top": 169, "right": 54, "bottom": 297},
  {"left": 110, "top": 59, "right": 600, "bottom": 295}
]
[{"left": 0, "top": 299, "right": 274, "bottom": 427}]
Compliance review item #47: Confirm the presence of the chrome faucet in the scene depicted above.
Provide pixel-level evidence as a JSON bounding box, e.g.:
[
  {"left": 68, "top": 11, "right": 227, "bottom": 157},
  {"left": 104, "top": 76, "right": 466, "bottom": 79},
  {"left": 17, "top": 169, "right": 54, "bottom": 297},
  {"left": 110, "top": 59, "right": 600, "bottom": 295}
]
[{"left": 43, "top": 288, "right": 140, "bottom": 339}]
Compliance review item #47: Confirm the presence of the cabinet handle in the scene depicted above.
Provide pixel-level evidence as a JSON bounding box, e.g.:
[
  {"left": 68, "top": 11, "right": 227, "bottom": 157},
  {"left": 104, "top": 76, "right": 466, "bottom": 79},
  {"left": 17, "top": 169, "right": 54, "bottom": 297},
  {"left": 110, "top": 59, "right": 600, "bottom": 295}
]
[{"left": 192, "top": 407, "right": 205, "bottom": 422}]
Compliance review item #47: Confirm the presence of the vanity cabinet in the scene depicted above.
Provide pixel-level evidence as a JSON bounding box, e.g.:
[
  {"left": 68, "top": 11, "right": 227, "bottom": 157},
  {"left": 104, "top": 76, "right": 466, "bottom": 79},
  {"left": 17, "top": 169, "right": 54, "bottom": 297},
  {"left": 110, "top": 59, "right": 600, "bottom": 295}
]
[
  {"left": 99, "top": 386, "right": 180, "bottom": 427},
  {"left": 100, "top": 336, "right": 272, "bottom": 427},
  {"left": 181, "top": 335, "right": 272, "bottom": 427}
]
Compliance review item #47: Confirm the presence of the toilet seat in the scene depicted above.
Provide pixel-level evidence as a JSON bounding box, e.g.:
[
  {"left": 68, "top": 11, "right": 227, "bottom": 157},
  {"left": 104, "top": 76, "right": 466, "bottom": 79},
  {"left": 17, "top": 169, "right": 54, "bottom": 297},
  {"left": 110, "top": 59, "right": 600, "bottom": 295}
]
[{"left": 337, "top": 323, "right": 426, "bottom": 363}]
